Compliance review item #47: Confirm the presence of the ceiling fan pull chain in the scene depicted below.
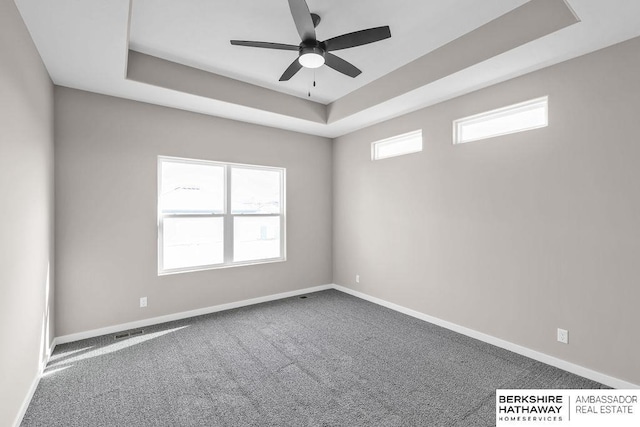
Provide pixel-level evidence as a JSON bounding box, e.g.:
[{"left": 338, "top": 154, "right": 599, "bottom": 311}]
[{"left": 308, "top": 70, "right": 315, "bottom": 97}]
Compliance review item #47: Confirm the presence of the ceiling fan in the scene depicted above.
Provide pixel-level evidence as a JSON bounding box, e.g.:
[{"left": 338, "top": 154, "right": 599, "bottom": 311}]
[{"left": 230, "top": 0, "right": 391, "bottom": 81}]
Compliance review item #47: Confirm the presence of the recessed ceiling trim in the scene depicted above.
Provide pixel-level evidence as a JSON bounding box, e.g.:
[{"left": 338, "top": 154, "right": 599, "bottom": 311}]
[
  {"left": 122, "top": 0, "right": 133, "bottom": 80},
  {"left": 326, "top": 0, "right": 580, "bottom": 124},
  {"left": 126, "top": 50, "right": 326, "bottom": 124},
  {"left": 125, "top": 0, "right": 579, "bottom": 131},
  {"left": 125, "top": 0, "right": 579, "bottom": 130}
]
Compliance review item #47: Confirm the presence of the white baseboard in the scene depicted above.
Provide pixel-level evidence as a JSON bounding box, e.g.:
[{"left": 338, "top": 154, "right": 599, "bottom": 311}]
[
  {"left": 332, "top": 284, "right": 639, "bottom": 390},
  {"left": 49, "top": 282, "right": 638, "bottom": 391},
  {"left": 55, "top": 284, "right": 332, "bottom": 345},
  {"left": 13, "top": 370, "right": 40, "bottom": 427},
  {"left": 48, "top": 339, "right": 58, "bottom": 363},
  {"left": 13, "top": 340, "right": 56, "bottom": 427}
]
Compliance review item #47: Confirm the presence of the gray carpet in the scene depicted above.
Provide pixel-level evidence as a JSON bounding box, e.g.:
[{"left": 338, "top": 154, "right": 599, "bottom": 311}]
[{"left": 22, "top": 290, "right": 605, "bottom": 426}]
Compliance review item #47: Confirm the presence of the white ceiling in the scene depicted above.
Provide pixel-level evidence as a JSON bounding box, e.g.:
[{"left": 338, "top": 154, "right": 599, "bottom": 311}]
[{"left": 14, "top": 0, "right": 640, "bottom": 138}]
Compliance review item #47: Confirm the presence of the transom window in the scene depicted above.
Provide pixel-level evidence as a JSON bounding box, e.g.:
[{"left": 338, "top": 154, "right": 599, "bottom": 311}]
[
  {"left": 453, "top": 96, "right": 548, "bottom": 144},
  {"left": 158, "top": 156, "right": 285, "bottom": 275},
  {"left": 372, "top": 129, "right": 423, "bottom": 160}
]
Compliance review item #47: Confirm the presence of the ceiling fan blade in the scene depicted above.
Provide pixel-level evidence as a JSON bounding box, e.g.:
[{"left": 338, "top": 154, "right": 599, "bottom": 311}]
[
  {"left": 279, "top": 58, "right": 303, "bottom": 81},
  {"left": 324, "top": 26, "right": 391, "bottom": 51},
  {"left": 324, "top": 53, "right": 361, "bottom": 78},
  {"left": 287, "top": 0, "right": 316, "bottom": 41},
  {"left": 230, "top": 40, "right": 299, "bottom": 51}
]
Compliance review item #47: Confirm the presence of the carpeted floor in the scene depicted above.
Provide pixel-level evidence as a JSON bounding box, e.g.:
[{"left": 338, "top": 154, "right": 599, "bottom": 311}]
[{"left": 22, "top": 289, "right": 605, "bottom": 426}]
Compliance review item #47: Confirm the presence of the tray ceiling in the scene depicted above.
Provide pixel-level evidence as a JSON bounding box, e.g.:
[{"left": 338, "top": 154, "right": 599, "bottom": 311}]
[{"left": 14, "top": 0, "right": 640, "bottom": 137}]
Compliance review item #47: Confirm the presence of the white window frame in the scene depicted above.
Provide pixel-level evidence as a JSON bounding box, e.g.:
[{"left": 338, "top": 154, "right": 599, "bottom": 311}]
[
  {"left": 453, "top": 96, "right": 548, "bottom": 145},
  {"left": 158, "top": 156, "right": 286, "bottom": 275},
  {"left": 371, "top": 129, "right": 423, "bottom": 160}
]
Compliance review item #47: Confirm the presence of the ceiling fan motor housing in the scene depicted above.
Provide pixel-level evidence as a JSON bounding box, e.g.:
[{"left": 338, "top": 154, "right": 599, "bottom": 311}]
[{"left": 300, "top": 40, "right": 325, "bottom": 56}]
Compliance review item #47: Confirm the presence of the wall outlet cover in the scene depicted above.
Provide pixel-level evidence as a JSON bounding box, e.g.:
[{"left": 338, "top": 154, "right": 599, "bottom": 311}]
[{"left": 557, "top": 328, "right": 568, "bottom": 344}]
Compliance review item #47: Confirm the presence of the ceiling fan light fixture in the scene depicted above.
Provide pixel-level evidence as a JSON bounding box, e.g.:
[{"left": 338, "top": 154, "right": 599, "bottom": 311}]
[
  {"left": 299, "top": 52, "right": 324, "bottom": 68},
  {"left": 298, "top": 46, "right": 325, "bottom": 68}
]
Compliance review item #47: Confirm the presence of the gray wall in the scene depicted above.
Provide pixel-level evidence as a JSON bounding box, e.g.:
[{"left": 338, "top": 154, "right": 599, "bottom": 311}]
[
  {"left": 0, "top": 0, "right": 55, "bottom": 425},
  {"left": 54, "top": 88, "right": 333, "bottom": 336},
  {"left": 333, "top": 37, "right": 640, "bottom": 385}
]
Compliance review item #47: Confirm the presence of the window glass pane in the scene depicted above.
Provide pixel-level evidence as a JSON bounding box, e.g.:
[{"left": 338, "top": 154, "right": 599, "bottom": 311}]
[
  {"left": 161, "top": 161, "right": 224, "bottom": 214},
  {"left": 454, "top": 97, "right": 548, "bottom": 144},
  {"left": 163, "top": 217, "right": 223, "bottom": 269},
  {"left": 231, "top": 168, "right": 281, "bottom": 214},
  {"left": 372, "top": 130, "right": 423, "bottom": 160},
  {"left": 233, "top": 216, "right": 280, "bottom": 262},
  {"left": 459, "top": 106, "right": 546, "bottom": 142}
]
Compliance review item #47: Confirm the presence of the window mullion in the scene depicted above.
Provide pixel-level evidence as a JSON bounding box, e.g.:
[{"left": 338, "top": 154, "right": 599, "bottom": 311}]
[{"left": 224, "top": 165, "right": 233, "bottom": 264}]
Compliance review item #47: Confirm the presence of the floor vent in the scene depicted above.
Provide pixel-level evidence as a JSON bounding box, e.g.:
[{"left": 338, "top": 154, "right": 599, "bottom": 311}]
[{"left": 114, "top": 329, "right": 144, "bottom": 340}]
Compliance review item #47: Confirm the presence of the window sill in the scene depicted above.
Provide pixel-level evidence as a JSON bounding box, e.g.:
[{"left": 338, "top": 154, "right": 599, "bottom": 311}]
[{"left": 158, "top": 257, "right": 287, "bottom": 276}]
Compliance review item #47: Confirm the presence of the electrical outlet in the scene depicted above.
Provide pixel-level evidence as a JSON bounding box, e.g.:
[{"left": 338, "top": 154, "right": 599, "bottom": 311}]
[
  {"left": 557, "top": 328, "right": 568, "bottom": 344},
  {"left": 140, "top": 297, "right": 147, "bottom": 308},
  {"left": 356, "top": 274, "right": 360, "bottom": 283}
]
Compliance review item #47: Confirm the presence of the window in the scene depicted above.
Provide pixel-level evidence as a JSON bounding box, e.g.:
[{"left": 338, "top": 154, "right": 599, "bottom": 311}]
[
  {"left": 158, "top": 156, "right": 285, "bottom": 274},
  {"left": 453, "top": 96, "right": 548, "bottom": 144},
  {"left": 372, "top": 129, "right": 423, "bottom": 160}
]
